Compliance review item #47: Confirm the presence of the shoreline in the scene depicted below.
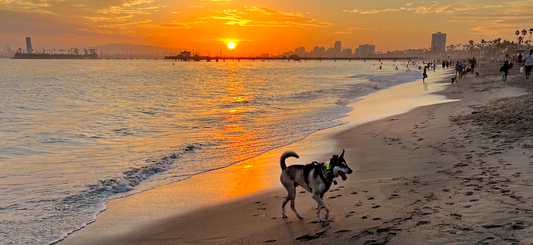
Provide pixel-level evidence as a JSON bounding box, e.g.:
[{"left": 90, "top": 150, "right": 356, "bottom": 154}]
[{"left": 58, "top": 66, "right": 456, "bottom": 245}]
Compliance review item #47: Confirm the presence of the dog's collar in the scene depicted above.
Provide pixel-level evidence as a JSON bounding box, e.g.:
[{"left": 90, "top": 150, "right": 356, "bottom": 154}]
[{"left": 324, "top": 161, "right": 335, "bottom": 181}]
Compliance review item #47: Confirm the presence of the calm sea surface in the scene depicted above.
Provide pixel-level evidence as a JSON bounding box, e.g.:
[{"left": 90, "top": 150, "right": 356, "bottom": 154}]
[{"left": 0, "top": 59, "right": 425, "bottom": 244}]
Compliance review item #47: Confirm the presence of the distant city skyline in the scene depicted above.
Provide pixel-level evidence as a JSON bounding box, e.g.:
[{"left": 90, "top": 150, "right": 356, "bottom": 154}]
[
  {"left": 281, "top": 41, "right": 376, "bottom": 58},
  {"left": 1, "top": 0, "right": 531, "bottom": 54}
]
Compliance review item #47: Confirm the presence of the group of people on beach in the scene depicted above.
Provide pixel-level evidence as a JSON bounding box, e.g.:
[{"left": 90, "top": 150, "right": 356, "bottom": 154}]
[
  {"left": 500, "top": 49, "right": 533, "bottom": 82},
  {"left": 418, "top": 58, "right": 476, "bottom": 84}
]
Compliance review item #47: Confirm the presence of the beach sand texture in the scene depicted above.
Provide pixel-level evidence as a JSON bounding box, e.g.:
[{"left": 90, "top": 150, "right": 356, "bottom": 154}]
[{"left": 60, "top": 62, "right": 533, "bottom": 245}]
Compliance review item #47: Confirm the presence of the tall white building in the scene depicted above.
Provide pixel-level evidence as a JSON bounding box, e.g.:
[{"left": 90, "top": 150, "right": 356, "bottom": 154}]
[
  {"left": 357, "top": 44, "right": 375, "bottom": 57},
  {"left": 299, "top": 46, "right": 305, "bottom": 57},
  {"left": 342, "top": 48, "right": 353, "bottom": 58},
  {"left": 431, "top": 32, "right": 446, "bottom": 52},
  {"left": 334, "top": 41, "right": 341, "bottom": 57}
]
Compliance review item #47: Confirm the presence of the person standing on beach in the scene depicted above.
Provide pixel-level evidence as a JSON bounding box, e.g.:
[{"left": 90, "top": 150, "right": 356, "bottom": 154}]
[
  {"left": 523, "top": 49, "right": 533, "bottom": 79},
  {"left": 457, "top": 61, "right": 464, "bottom": 78},
  {"left": 422, "top": 67, "right": 428, "bottom": 83},
  {"left": 500, "top": 61, "right": 511, "bottom": 82},
  {"left": 470, "top": 57, "right": 477, "bottom": 74}
]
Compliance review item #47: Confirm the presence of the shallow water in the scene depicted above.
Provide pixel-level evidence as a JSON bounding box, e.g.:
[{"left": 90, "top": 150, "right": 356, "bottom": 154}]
[{"left": 0, "top": 59, "right": 434, "bottom": 244}]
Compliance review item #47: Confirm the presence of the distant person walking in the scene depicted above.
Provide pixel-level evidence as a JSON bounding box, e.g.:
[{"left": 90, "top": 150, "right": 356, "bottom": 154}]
[
  {"left": 524, "top": 49, "right": 533, "bottom": 79},
  {"left": 500, "top": 61, "right": 512, "bottom": 82},
  {"left": 470, "top": 57, "right": 477, "bottom": 74},
  {"left": 423, "top": 67, "right": 428, "bottom": 83},
  {"left": 457, "top": 61, "right": 464, "bottom": 78}
]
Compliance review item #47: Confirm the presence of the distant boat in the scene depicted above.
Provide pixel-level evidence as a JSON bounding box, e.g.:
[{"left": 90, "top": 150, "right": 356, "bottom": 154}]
[{"left": 12, "top": 51, "right": 99, "bottom": 59}]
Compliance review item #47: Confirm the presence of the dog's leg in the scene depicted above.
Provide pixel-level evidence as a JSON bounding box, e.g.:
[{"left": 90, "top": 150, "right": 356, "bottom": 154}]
[
  {"left": 312, "top": 194, "right": 329, "bottom": 222},
  {"left": 281, "top": 196, "right": 289, "bottom": 218},
  {"left": 290, "top": 196, "right": 304, "bottom": 220},
  {"left": 320, "top": 192, "right": 330, "bottom": 220},
  {"left": 315, "top": 203, "right": 323, "bottom": 220},
  {"left": 281, "top": 180, "right": 301, "bottom": 219}
]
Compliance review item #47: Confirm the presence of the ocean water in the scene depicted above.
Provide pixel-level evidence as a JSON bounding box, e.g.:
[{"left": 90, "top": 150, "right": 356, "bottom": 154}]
[{"left": 0, "top": 59, "right": 427, "bottom": 244}]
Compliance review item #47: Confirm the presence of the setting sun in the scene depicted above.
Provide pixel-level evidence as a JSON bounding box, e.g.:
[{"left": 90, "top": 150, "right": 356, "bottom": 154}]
[{"left": 228, "top": 41, "right": 235, "bottom": 50}]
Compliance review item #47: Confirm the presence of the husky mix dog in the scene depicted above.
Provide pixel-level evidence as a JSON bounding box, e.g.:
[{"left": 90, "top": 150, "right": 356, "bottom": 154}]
[{"left": 279, "top": 150, "right": 352, "bottom": 222}]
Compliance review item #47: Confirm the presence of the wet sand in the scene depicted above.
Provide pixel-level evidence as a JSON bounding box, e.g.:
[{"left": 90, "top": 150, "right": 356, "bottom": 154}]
[{"left": 60, "top": 63, "right": 533, "bottom": 245}]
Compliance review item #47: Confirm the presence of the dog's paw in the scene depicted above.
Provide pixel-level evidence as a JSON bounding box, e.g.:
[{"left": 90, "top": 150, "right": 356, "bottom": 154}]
[
  {"left": 297, "top": 215, "right": 304, "bottom": 220},
  {"left": 319, "top": 218, "right": 325, "bottom": 222},
  {"left": 282, "top": 214, "right": 288, "bottom": 218}
]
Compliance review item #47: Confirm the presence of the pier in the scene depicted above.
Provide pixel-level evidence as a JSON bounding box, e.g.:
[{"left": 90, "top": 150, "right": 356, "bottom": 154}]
[{"left": 163, "top": 56, "right": 418, "bottom": 62}]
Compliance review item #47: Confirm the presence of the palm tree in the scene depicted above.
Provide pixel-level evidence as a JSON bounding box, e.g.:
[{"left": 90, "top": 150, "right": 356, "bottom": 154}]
[
  {"left": 469, "top": 40, "right": 474, "bottom": 58},
  {"left": 519, "top": 36, "right": 524, "bottom": 45},
  {"left": 481, "top": 39, "right": 486, "bottom": 58},
  {"left": 522, "top": 29, "right": 528, "bottom": 46},
  {"left": 516, "top": 30, "right": 520, "bottom": 43},
  {"left": 529, "top": 28, "right": 533, "bottom": 48}
]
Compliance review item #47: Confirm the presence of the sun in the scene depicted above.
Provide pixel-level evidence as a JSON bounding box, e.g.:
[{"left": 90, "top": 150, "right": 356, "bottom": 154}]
[{"left": 228, "top": 41, "right": 235, "bottom": 49}]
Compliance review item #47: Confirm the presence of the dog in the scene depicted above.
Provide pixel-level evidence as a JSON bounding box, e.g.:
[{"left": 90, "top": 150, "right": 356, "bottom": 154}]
[
  {"left": 279, "top": 150, "right": 352, "bottom": 222},
  {"left": 451, "top": 77, "right": 456, "bottom": 84}
]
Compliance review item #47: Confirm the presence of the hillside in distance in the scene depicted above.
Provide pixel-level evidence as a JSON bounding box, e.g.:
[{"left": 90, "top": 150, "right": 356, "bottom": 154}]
[{"left": 95, "top": 43, "right": 189, "bottom": 58}]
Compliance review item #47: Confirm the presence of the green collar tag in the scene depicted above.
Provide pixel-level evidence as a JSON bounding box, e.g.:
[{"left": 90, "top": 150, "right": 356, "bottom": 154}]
[{"left": 325, "top": 161, "right": 334, "bottom": 179}]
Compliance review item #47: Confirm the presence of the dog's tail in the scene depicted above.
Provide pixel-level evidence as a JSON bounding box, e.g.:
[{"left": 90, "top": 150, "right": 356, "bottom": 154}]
[{"left": 280, "top": 151, "right": 299, "bottom": 170}]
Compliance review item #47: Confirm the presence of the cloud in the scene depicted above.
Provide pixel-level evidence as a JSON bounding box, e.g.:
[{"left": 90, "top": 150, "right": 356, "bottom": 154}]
[
  {"left": 201, "top": 5, "right": 332, "bottom": 27},
  {"left": 414, "top": 5, "right": 474, "bottom": 14},
  {"left": 189, "top": 5, "right": 203, "bottom": 8},
  {"left": 484, "top": 5, "right": 503, "bottom": 8},
  {"left": 208, "top": 37, "right": 251, "bottom": 42},
  {"left": 343, "top": 3, "right": 476, "bottom": 15},
  {"left": 0, "top": 0, "right": 170, "bottom": 37},
  {"left": 0, "top": 9, "right": 131, "bottom": 39},
  {"left": 360, "top": 8, "right": 401, "bottom": 14},
  {"left": 334, "top": 26, "right": 377, "bottom": 34},
  {"left": 139, "top": 20, "right": 205, "bottom": 29},
  {"left": 342, "top": 9, "right": 360, "bottom": 13}
]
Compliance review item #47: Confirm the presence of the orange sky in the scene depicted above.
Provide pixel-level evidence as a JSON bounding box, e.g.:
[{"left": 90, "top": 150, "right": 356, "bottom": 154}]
[{"left": 1, "top": 0, "right": 532, "bottom": 54}]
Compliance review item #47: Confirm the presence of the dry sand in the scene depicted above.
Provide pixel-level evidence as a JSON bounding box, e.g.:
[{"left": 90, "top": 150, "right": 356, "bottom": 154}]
[{"left": 60, "top": 63, "right": 533, "bottom": 245}]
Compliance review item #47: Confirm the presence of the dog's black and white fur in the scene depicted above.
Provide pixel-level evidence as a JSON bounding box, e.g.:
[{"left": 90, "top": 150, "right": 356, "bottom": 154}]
[{"left": 279, "top": 150, "right": 352, "bottom": 222}]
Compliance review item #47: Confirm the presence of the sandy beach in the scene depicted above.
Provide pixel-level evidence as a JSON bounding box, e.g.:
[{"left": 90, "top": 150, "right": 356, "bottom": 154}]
[{"left": 59, "top": 62, "right": 533, "bottom": 245}]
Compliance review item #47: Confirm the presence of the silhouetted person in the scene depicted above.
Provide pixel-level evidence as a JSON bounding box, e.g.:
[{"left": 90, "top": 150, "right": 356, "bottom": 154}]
[
  {"left": 524, "top": 49, "right": 533, "bottom": 79},
  {"left": 500, "top": 61, "right": 511, "bottom": 82},
  {"left": 470, "top": 57, "right": 477, "bottom": 74},
  {"left": 423, "top": 67, "right": 428, "bottom": 83}
]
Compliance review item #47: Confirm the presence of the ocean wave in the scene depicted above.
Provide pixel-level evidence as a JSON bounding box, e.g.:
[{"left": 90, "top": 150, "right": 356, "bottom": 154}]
[
  {"left": 60, "top": 143, "right": 203, "bottom": 208},
  {"left": 43, "top": 143, "right": 204, "bottom": 245},
  {"left": 348, "top": 70, "right": 422, "bottom": 84}
]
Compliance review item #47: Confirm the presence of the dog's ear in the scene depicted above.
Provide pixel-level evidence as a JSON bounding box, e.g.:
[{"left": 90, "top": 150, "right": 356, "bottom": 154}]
[
  {"left": 340, "top": 149, "right": 345, "bottom": 160},
  {"left": 331, "top": 155, "right": 338, "bottom": 163}
]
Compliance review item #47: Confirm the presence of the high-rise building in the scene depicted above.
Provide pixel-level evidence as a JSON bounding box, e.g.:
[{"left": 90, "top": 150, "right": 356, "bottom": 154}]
[
  {"left": 310, "top": 46, "right": 325, "bottom": 57},
  {"left": 5, "top": 44, "right": 12, "bottom": 53},
  {"left": 299, "top": 46, "right": 305, "bottom": 57},
  {"left": 342, "top": 48, "right": 353, "bottom": 58},
  {"left": 326, "top": 47, "right": 335, "bottom": 58},
  {"left": 431, "top": 32, "right": 446, "bottom": 52},
  {"left": 357, "top": 44, "right": 375, "bottom": 57},
  {"left": 25, "top": 37, "right": 32, "bottom": 54},
  {"left": 334, "top": 41, "right": 341, "bottom": 57}
]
